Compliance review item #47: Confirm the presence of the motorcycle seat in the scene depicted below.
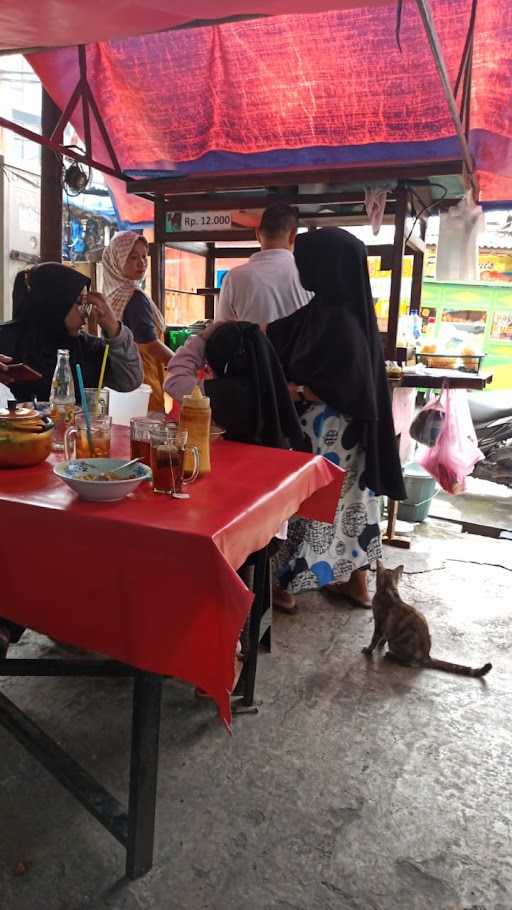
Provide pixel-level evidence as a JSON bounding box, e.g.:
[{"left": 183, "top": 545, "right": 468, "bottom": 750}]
[{"left": 468, "top": 390, "right": 512, "bottom": 425}]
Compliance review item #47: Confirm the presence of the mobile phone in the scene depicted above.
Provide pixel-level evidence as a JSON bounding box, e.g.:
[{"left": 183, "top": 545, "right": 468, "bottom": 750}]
[{"left": 3, "top": 363, "right": 43, "bottom": 383}]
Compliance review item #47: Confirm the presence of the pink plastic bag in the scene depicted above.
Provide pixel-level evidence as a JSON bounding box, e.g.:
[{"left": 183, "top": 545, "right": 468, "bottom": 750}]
[{"left": 419, "top": 388, "right": 483, "bottom": 494}]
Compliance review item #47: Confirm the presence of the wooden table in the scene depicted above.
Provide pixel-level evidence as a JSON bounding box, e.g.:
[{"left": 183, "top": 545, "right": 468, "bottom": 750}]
[{"left": 391, "top": 369, "right": 494, "bottom": 391}]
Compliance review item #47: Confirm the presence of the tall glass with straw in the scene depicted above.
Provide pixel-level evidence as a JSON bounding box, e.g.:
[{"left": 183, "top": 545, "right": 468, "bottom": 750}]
[
  {"left": 75, "top": 363, "right": 95, "bottom": 457},
  {"left": 95, "top": 344, "right": 109, "bottom": 417}
]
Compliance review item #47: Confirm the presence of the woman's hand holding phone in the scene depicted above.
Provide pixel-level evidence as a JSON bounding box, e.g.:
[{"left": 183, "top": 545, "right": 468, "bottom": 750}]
[
  {"left": 0, "top": 358, "right": 43, "bottom": 383},
  {"left": 0, "top": 354, "right": 13, "bottom": 374}
]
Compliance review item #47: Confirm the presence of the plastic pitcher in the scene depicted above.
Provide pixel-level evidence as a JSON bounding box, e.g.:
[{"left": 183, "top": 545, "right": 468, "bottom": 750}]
[
  {"left": 0, "top": 383, "right": 15, "bottom": 410},
  {"left": 106, "top": 384, "right": 151, "bottom": 426},
  {"left": 179, "top": 385, "right": 211, "bottom": 475}
]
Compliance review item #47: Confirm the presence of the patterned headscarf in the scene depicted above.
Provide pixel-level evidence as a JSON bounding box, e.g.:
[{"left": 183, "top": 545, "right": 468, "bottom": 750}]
[{"left": 102, "top": 231, "right": 165, "bottom": 333}]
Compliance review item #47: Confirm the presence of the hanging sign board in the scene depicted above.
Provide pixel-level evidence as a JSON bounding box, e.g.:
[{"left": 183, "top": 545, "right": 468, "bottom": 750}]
[
  {"left": 166, "top": 211, "right": 233, "bottom": 232},
  {"left": 157, "top": 201, "right": 259, "bottom": 242}
]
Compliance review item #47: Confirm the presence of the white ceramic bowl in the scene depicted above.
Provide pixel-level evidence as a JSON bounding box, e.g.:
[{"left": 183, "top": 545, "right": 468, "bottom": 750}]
[{"left": 54, "top": 458, "right": 152, "bottom": 502}]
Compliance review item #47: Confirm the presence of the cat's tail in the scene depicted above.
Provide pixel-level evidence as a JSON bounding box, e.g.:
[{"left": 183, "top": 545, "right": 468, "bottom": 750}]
[{"left": 424, "top": 657, "right": 492, "bottom": 677}]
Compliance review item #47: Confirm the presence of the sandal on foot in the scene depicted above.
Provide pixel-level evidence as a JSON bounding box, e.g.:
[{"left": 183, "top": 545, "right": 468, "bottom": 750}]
[
  {"left": 272, "top": 586, "right": 298, "bottom": 615},
  {"left": 339, "top": 592, "right": 372, "bottom": 610},
  {"left": 324, "top": 583, "right": 371, "bottom": 609}
]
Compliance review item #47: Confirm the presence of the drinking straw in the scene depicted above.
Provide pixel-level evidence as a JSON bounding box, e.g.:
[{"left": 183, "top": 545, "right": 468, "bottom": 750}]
[
  {"left": 95, "top": 344, "right": 109, "bottom": 416},
  {"left": 76, "top": 363, "right": 95, "bottom": 456}
]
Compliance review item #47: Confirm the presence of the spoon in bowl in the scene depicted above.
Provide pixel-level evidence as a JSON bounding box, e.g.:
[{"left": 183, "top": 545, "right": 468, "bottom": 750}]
[{"left": 89, "top": 457, "right": 141, "bottom": 480}]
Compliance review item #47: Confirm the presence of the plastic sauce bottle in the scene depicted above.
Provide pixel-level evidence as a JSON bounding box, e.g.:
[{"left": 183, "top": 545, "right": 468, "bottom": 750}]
[
  {"left": 50, "top": 349, "right": 75, "bottom": 451},
  {"left": 179, "top": 385, "right": 211, "bottom": 475}
]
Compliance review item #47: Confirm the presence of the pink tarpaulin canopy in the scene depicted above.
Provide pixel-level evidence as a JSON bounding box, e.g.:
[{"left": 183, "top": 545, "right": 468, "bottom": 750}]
[
  {"left": 26, "top": 0, "right": 512, "bottom": 217},
  {"left": 1, "top": 0, "right": 393, "bottom": 51}
]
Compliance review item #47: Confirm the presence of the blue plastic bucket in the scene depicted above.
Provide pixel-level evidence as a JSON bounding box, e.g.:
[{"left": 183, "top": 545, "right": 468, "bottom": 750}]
[{"left": 397, "top": 463, "right": 437, "bottom": 523}]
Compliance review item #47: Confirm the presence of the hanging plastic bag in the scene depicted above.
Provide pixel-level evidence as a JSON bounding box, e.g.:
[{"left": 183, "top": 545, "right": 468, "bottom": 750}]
[
  {"left": 420, "top": 388, "right": 483, "bottom": 494},
  {"left": 409, "top": 390, "right": 446, "bottom": 447}
]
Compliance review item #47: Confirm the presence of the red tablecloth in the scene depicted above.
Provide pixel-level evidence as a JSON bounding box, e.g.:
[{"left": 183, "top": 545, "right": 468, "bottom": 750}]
[{"left": 0, "top": 429, "right": 344, "bottom": 725}]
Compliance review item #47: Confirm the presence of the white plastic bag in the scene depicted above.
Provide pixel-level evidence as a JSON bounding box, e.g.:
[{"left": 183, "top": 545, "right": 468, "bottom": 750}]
[{"left": 436, "top": 192, "right": 484, "bottom": 282}]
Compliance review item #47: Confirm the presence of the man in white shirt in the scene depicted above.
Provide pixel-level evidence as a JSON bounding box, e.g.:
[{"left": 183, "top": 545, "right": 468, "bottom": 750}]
[
  {"left": 216, "top": 203, "right": 311, "bottom": 324},
  {"left": 216, "top": 204, "right": 311, "bottom": 616}
]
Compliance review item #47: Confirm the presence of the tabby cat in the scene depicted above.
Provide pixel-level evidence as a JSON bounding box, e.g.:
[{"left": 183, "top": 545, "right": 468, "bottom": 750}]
[{"left": 362, "top": 561, "right": 492, "bottom": 677}]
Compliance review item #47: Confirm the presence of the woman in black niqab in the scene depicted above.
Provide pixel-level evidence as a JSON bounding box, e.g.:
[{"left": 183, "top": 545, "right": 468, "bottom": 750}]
[{"left": 267, "top": 228, "right": 405, "bottom": 606}]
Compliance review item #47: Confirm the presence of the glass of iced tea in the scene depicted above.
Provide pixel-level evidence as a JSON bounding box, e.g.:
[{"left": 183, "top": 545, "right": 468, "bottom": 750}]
[
  {"left": 130, "top": 416, "right": 168, "bottom": 467},
  {"left": 64, "top": 414, "right": 112, "bottom": 459},
  {"left": 149, "top": 426, "right": 199, "bottom": 495}
]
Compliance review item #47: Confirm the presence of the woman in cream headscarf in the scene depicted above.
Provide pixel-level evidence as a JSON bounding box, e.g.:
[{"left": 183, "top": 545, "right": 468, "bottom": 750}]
[{"left": 102, "top": 231, "right": 173, "bottom": 411}]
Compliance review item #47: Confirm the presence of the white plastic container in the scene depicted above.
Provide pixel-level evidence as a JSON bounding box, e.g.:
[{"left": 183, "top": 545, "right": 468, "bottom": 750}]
[
  {"left": 0, "top": 383, "right": 15, "bottom": 409},
  {"left": 106, "top": 384, "right": 151, "bottom": 426}
]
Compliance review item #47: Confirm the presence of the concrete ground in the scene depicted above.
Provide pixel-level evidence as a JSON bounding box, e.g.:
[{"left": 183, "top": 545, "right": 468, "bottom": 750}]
[
  {"left": 431, "top": 477, "right": 512, "bottom": 533},
  {"left": 0, "top": 519, "right": 511, "bottom": 910}
]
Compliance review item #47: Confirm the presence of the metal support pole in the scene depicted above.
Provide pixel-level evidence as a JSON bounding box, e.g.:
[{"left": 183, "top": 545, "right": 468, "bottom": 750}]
[
  {"left": 414, "top": 0, "right": 478, "bottom": 196},
  {"left": 205, "top": 242, "right": 216, "bottom": 319},
  {"left": 409, "top": 218, "right": 427, "bottom": 315},
  {"left": 40, "top": 90, "right": 63, "bottom": 262},
  {"left": 0, "top": 115, "right": 124, "bottom": 181},
  {"left": 78, "top": 46, "right": 92, "bottom": 159},
  {"left": 0, "top": 690, "right": 129, "bottom": 845},
  {"left": 0, "top": 153, "right": 6, "bottom": 320},
  {"left": 126, "top": 671, "right": 162, "bottom": 880},
  {"left": 0, "top": 658, "right": 164, "bottom": 880},
  {"left": 243, "top": 547, "right": 269, "bottom": 707},
  {"left": 149, "top": 241, "right": 165, "bottom": 317},
  {"left": 387, "top": 184, "right": 408, "bottom": 361},
  {"left": 232, "top": 546, "right": 269, "bottom": 713}
]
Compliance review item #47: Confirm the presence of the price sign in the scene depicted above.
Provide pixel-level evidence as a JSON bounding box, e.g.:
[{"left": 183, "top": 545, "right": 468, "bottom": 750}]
[{"left": 166, "top": 211, "right": 233, "bottom": 233}]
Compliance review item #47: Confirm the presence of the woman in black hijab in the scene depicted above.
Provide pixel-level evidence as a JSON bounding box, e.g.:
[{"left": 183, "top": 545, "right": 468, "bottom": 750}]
[
  {"left": 267, "top": 228, "right": 405, "bottom": 607},
  {"left": 0, "top": 263, "right": 143, "bottom": 658},
  {"left": 0, "top": 262, "right": 143, "bottom": 404},
  {"left": 204, "top": 321, "right": 305, "bottom": 450},
  {"left": 165, "top": 320, "right": 305, "bottom": 452}
]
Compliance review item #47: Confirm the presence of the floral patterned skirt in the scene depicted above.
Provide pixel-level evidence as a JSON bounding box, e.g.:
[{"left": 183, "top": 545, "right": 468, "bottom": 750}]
[{"left": 275, "top": 404, "right": 382, "bottom": 594}]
